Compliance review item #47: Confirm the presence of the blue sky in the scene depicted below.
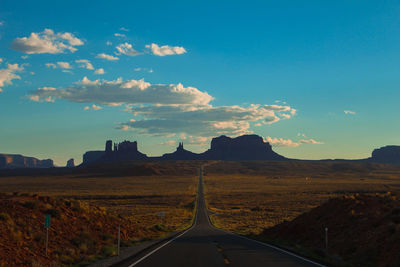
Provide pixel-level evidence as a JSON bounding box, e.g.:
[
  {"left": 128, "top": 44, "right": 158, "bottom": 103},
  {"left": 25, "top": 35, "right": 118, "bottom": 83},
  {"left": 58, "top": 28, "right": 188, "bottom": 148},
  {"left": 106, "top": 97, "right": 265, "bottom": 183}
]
[{"left": 0, "top": 1, "right": 399, "bottom": 165}]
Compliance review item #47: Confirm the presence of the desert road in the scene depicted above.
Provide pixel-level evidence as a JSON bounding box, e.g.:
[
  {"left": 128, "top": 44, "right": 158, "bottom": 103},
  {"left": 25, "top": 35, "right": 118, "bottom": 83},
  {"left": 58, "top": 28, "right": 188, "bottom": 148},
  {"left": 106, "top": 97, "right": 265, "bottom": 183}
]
[{"left": 120, "top": 171, "right": 325, "bottom": 267}]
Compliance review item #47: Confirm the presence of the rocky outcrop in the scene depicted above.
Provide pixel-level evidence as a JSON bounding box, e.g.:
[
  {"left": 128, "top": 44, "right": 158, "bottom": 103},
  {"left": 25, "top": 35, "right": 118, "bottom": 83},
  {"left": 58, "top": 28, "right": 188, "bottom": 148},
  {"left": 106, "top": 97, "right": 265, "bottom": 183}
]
[
  {"left": 0, "top": 154, "right": 54, "bottom": 169},
  {"left": 82, "top": 140, "right": 147, "bottom": 165},
  {"left": 66, "top": 158, "right": 75, "bottom": 168},
  {"left": 83, "top": 151, "right": 105, "bottom": 165},
  {"left": 200, "top": 135, "right": 286, "bottom": 160},
  {"left": 370, "top": 145, "right": 400, "bottom": 165},
  {"left": 82, "top": 135, "right": 287, "bottom": 165},
  {"left": 161, "top": 143, "right": 201, "bottom": 160}
]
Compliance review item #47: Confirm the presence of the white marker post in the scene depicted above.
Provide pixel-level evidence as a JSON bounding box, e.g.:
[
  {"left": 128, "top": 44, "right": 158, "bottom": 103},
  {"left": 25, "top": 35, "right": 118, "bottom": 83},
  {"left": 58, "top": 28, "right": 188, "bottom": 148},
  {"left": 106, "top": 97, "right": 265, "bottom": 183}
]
[
  {"left": 117, "top": 224, "right": 121, "bottom": 256},
  {"left": 158, "top": 211, "right": 166, "bottom": 225},
  {"left": 325, "top": 227, "right": 328, "bottom": 252},
  {"left": 44, "top": 214, "right": 51, "bottom": 256}
]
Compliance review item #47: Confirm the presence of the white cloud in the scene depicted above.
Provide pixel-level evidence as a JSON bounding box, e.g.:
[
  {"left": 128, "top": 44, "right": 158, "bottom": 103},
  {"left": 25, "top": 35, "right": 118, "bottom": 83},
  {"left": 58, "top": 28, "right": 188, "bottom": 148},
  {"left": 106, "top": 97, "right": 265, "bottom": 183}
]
[
  {"left": 146, "top": 43, "right": 186, "bottom": 56},
  {"left": 83, "top": 104, "right": 102, "bottom": 110},
  {"left": 122, "top": 103, "right": 295, "bottom": 137},
  {"left": 114, "top": 33, "right": 126, "bottom": 38},
  {"left": 0, "top": 64, "right": 24, "bottom": 92},
  {"left": 264, "top": 136, "right": 324, "bottom": 147},
  {"left": 30, "top": 77, "right": 213, "bottom": 106},
  {"left": 185, "top": 136, "right": 209, "bottom": 146},
  {"left": 92, "top": 104, "right": 102, "bottom": 110},
  {"left": 62, "top": 70, "right": 72, "bottom": 74},
  {"left": 344, "top": 110, "right": 356, "bottom": 115},
  {"left": 106, "top": 41, "right": 112, "bottom": 46},
  {"left": 119, "top": 27, "right": 129, "bottom": 32},
  {"left": 96, "top": 53, "right": 119, "bottom": 61},
  {"left": 28, "top": 87, "right": 55, "bottom": 102},
  {"left": 0, "top": 21, "right": 3, "bottom": 26},
  {"left": 160, "top": 140, "right": 176, "bottom": 146},
  {"left": 57, "top": 62, "right": 72, "bottom": 69},
  {"left": 21, "top": 55, "right": 29, "bottom": 59},
  {"left": 134, "top": 67, "right": 153, "bottom": 73},
  {"left": 29, "top": 95, "right": 39, "bottom": 101},
  {"left": 94, "top": 68, "right": 105, "bottom": 75},
  {"left": 45, "top": 63, "right": 57, "bottom": 68},
  {"left": 75, "top": 59, "right": 94, "bottom": 70},
  {"left": 11, "top": 29, "right": 83, "bottom": 54},
  {"left": 116, "top": 42, "right": 140, "bottom": 56},
  {"left": 30, "top": 77, "right": 296, "bottom": 138}
]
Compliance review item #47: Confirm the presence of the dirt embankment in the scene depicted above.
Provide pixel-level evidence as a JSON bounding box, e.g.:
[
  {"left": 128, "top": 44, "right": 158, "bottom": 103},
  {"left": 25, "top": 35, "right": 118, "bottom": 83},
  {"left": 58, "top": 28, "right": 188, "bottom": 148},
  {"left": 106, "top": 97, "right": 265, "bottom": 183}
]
[
  {"left": 0, "top": 194, "right": 164, "bottom": 266},
  {"left": 259, "top": 193, "right": 400, "bottom": 267}
]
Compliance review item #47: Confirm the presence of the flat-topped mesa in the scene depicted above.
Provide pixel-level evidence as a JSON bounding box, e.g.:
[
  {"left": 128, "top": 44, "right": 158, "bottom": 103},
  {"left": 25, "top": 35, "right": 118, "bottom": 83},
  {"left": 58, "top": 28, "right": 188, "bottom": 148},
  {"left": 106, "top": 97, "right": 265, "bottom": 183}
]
[
  {"left": 0, "top": 154, "right": 54, "bottom": 169},
  {"left": 202, "top": 134, "right": 285, "bottom": 160},
  {"left": 82, "top": 134, "right": 287, "bottom": 164},
  {"left": 115, "top": 140, "right": 138, "bottom": 154},
  {"left": 82, "top": 140, "right": 147, "bottom": 165},
  {"left": 370, "top": 145, "right": 400, "bottom": 165}
]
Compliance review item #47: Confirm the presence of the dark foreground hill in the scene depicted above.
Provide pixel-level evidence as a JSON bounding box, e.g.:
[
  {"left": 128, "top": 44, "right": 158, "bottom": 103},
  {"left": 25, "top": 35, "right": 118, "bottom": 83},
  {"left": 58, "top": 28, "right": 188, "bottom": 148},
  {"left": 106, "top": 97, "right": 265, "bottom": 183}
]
[
  {"left": 0, "top": 194, "right": 166, "bottom": 267},
  {"left": 258, "top": 193, "right": 400, "bottom": 267}
]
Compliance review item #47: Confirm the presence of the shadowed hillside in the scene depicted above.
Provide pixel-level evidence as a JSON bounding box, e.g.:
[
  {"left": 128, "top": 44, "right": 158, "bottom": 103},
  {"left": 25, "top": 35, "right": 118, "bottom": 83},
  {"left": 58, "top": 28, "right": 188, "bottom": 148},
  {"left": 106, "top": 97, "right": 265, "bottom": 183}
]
[
  {"left": 204, "top": 160, "right": 400, "bottom": 177},
  {"left": 0, "top": 194, "right": 172, "bottom": 266},
  {"left": 258, "top": 193, "right": 400, "bottom": 267},
  {"left": 0, "top": 161, "right": 203, "bottom": 178}
]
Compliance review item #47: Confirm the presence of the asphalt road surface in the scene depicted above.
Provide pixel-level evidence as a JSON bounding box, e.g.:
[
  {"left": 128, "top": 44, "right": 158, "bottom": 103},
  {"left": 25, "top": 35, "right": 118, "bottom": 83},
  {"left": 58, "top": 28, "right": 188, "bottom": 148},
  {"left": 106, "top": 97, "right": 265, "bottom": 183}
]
[{"left": 122, "top": 170, "right": 324, "bottom": 267}]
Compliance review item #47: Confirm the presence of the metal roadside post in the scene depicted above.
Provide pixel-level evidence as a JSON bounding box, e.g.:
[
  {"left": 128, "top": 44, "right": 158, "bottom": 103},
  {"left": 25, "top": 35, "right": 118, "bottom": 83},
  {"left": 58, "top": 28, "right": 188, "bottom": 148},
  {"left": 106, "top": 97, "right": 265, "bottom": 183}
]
[
  {"left": 325, "top": 227, "right": 328, "bottom": 252},
  {"left": 45, "top": 214, "right": 51, "bottom": 256},
  {"left": 117, "top": 224, "right": 121, "bottom": 256},
  {"left": 158, "top": 211, "right": 166, "bottom": 225}
]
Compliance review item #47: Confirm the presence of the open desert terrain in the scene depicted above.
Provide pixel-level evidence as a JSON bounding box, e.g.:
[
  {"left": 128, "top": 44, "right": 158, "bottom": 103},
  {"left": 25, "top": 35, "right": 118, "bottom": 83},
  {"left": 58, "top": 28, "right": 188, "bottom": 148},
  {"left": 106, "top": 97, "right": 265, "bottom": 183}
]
[
  {"left": 203, "top": 161, "right": 400, "bottom": 234},
  {"left": 0, "top": 161, "right": 199, "bottom": 266}
]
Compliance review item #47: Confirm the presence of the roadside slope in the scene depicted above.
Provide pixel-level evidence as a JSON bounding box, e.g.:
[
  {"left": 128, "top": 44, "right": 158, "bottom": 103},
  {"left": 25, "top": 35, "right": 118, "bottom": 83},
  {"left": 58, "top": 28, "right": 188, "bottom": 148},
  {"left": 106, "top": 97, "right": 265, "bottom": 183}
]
[{"left": 259, "top": 193, "right": 400, "bottom": 267}]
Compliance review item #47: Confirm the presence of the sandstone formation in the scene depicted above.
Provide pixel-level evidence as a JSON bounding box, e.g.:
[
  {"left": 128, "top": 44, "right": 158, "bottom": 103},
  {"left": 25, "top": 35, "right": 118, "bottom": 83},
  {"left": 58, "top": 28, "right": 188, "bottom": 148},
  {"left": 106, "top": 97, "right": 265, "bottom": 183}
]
[
  {"left": 66, "top": 158, "right": 75, "bottom": 168},
  {"left": 82, "top": 135, "right": 286, "bottom": 165},
  {"left": 82, "top": 140, "right": 147, "bottom": 165},
  {"left": 370, "top": 145, "right": 400, "bottom": 165},
  {"left": 200, "top": 135, "right": 286, "bottom": 160},
  {"left": 161, "top": 142, "right": 201, "bottom": 160},
  {"left": 0, "top": 154, "right": 54, "bottom": 169}
]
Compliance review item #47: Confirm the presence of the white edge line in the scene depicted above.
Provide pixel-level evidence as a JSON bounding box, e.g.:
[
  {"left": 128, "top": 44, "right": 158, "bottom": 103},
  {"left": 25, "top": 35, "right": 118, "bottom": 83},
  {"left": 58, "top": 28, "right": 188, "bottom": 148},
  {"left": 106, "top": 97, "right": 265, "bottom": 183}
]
[
  {"left": 216, "top": 228, "right": 326, "bottom": 267},
  {"left": 203, "top": 170, "right": 325, "bottom": 267},
  {"left": 129, "top": 172, "right": 324, "bottom": 267},
  {"left": 127, "top": 173, "right": 201, "bottom": 267},
  {"left": 127, "top": 227, "right": 192, "bottom": 267}
]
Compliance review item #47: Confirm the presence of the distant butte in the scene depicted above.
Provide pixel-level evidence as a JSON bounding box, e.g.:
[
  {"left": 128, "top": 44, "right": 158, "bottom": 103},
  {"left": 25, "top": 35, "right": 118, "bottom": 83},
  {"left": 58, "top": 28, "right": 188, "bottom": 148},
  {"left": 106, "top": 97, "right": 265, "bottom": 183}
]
[
  {"left": 82, "top": 134, "right": 287, "bottom": 165},
  {"left": 0, "top": 154, "right": 54, "bottom": 169},
  {"left": 0, "top": 135, "right": 399, "bottom": 169},
  {"left": 368, "top": 145, "right": 400, "bottom": 165},
  {"left": 81, "top": 135, "right": 400, "bottom": 166}
]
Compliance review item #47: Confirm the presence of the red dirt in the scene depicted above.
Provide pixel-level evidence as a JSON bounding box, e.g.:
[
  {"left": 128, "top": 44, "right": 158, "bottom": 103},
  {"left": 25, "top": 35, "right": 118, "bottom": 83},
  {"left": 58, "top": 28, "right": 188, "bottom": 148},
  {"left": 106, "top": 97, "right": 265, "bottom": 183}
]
[
  {"left": 0, "top": 194, "right": 162, "bottom": 266},
  {"left": 260, "top": 193, "right": 400, "bottom": 267}
]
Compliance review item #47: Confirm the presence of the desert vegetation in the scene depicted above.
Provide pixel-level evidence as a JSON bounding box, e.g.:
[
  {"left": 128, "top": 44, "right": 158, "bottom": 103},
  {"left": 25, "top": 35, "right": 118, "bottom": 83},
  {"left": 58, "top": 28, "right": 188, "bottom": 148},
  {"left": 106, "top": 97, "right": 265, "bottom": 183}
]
[
  {"left": 203, "top": 161, "right": 400, "bottom": 234},
  {"left": 0, "top": 161, "right": 198, "bottom": 266},
  {"left": 260, "top": 193, "right": 400, "bottom": 267}
]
